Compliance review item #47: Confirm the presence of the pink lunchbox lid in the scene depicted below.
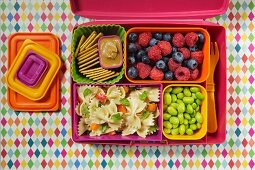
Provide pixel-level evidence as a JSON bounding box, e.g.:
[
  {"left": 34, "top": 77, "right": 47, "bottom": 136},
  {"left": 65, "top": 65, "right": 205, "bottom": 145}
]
[{"left": 70, "top": 0, "right": 229, "bottom": 20}]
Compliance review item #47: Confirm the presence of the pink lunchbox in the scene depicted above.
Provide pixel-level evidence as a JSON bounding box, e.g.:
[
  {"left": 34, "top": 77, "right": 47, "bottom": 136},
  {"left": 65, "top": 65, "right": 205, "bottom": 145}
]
[{"left": 70, "top": 0, "right": 228, "bottom": 145}]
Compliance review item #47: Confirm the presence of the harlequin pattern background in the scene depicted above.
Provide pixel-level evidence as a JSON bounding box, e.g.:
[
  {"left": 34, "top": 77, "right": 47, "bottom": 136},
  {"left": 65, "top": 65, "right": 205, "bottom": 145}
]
[{"left": 0, "top": 0, "right": 255, "bottom": 169}]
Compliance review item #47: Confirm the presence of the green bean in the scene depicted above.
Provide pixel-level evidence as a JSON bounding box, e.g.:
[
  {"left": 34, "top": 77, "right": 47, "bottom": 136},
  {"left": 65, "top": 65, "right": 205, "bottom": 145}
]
[
  {"left": 163, "top": 128, "right": 171, "bottom": 134},
  {"left": 178, "top": 113, "right": 184, "bottom": 124},
  {"left": 171, "top": 94, "right": 177, "bottom": 103},
  {"left": 196, "top": 123, "right": 202, "bottom": 129},
  {"left": 192, "top": 103, "right": 197, "bottom": 109},
  {"left": 183, "top": 119, "right": 189, "bottom": 125},
  {"left": 179, "top": 124, "right": 185, "bottom": 135},
  {"left": 186, "top": 128, "right": 193, "bottom": 135},
  {"left": 172, "top": 87, "right": 183, "bottom": 94},
  {"left": 195, "top": 92, "right": 204, "bottom": 100},
  {"left": 163, "top": 113, "right": 171, "bottom": 120},
  {"left": 165, "top": 87, "right": 172, "bottom": 93},
  {"left": 196, "top": 99, "right": 201, "bottom": 105},
  {"left": 190, "top": 124, "right": 197, "bottom": 130},
  {"left": 186, "top": 104, "right": 194, "bottom": 114},
  {"left": 171, "top": 128, "right": 179, "bottom": 135},
  {"left": 170, "top": 117, "right": 179, "bottom": 125},
  {"left": 177, "top": 93, "right": 184, "bottom": 99},
  {"left": 177, "top": 103, "right": 185, "bottom": 113},
  {"left": 195, "top": 112, "right": 203, "bottom": 123},
  {"left": 184, "top": 113, "right": 191, "bottom": 120},
  {"left": 189, "top": 118, "right": 196, "bottom": 124},
  {"left": 170, "top": 103, "right": 179, "bottom": 109},
  {"left": 167, "top": 106, "right": 178, "bottom": 115},
  {"left": 190, "top": 87, "right": 199, "bottom": 93},
  {"left": 184, "top": 88, "right": 192, "bottom": 97},
  {"left": 183, "top": 97, "right": 194, "bottom": 104},
  {"left": 164, "top": 93, "right": 171, "bottom": 105},
  {"left": 163, "top": 121, "right": 172, "bottom": 129}
]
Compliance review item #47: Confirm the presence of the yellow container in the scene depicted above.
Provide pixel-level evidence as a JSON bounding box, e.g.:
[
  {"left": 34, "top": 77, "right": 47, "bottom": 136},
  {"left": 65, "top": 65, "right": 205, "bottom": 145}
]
[
  {"left": 6, "top": 39, "right": 61, "bottom": 101},
  {"left": 162, "top": 84, "right": 207, "bottom": 140}
]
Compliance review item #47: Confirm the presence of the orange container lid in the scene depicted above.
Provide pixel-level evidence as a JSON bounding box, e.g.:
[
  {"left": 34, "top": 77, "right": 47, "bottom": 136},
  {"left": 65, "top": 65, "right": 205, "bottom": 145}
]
[{"left": 7, "top": 33, "right": 61, "bottom": 111}]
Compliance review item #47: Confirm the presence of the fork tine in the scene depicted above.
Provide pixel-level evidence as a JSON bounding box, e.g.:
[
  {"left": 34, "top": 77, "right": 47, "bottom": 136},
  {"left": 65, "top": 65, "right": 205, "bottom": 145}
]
[
  {"left": 214, "top": 42, "right": 219, "bottom": 56},
  {"left": 210, "top": 42, "right": 214, "bottom": 55}
]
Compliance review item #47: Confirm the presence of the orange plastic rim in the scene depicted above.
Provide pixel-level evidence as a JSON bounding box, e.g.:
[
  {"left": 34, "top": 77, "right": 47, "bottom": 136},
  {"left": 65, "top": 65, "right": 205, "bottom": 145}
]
[
  {"left": 162, "top": 84, "right": 207, "bottom": 140},
  {"left": 124, "top": 27, "right": 210, "bottom": 83}
]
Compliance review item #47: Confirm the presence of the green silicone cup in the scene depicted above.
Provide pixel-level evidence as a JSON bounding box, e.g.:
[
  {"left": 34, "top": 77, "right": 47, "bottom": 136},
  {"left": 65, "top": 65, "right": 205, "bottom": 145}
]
[{"left": 71, "top": 24, "right": 126, "bottom": 84}]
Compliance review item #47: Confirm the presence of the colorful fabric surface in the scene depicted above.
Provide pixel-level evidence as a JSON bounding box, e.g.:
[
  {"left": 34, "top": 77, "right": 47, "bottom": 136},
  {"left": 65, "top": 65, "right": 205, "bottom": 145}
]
[{"left": 0, "top": 0, "right": 255, "bottom": 169}]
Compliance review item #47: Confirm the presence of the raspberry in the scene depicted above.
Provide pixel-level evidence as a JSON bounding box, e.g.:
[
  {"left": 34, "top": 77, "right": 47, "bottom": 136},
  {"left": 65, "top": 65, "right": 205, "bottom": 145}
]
[
  {"left": 185, "top": 32, "right": 198, "bottom": 47},
  {"left": 157, "top": 41, "right": 172, "bottom": 56},
  {"left": 172, "top": 33, "right": 185, "bottom": 47},
  {"left": 148, "top": 45, "right": 162, "bottom": 62},
  {"left": 178, "top": 48, "right": 190, "bottom": 59},
  {"left": 174, "top": 67, "right": 190, "bottom": 81},
  {"left": 190, "top": 68, "right": 199, "bottom": 80},
  {"left": 191, "top": 51, "right": 204, "bottom": 64},
  {"left": 149, "top": 67, "right": 164, "bottom": 81},
  {"left": 136, "top": 62, "right": 152, "bottom": 79},
  {"left": 168, "top": 58, "right": 181, "bottom": 72},
  {"left": 138, "top": 32, "right": 152, "bottom": 47}
]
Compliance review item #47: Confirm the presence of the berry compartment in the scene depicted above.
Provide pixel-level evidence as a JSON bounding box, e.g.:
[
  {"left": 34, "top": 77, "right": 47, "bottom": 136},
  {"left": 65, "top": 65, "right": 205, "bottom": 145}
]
[{"left": 125, "top": 27, "right": 210, "bottom": 83}]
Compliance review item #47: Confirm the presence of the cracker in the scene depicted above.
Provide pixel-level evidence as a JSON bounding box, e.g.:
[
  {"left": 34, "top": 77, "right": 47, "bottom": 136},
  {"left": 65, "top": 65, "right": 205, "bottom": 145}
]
[
  {"left": 75, "top": 35, "right": 86, "bottom": 57},
  {"left": 85, "top": 32, "right": 103, "bottom": 49},
  {"left": 78, "top": 57, "right": 99, "bottom": 68},
  {"left": 79, "top": 61, "right": 100, "bottom": 71},
  {"left": 77, "top": 48, "right": 98, "bottom": 61},
  {"left": 80, "top": 31, "right": 97, "bottom": 51},
  {"left": 97, "top": 73, "right": 120, "bottom": 82},
  {"left": 78, "top": 44, "right": 98, "bottom": 56}
]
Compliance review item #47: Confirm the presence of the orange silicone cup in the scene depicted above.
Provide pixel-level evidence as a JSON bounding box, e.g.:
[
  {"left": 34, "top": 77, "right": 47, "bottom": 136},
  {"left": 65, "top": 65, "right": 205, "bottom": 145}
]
[
  {"left": 124, "top": 27, "right": 210, "bottom": 83},
  {"left": 7, "top": 33, "right": 60, "bottom": 111}
]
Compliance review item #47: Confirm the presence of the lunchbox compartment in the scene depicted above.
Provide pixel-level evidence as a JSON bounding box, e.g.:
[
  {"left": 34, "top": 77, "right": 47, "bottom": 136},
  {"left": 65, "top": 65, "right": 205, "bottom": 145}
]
[{"left": 71, "top": 21, "right": 226, "bottom": 145}]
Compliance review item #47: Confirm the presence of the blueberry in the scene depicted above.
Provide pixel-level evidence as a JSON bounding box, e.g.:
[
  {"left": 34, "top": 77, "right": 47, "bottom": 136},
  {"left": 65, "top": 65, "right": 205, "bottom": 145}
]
[
  {"left": 128, "top": 56, "right": 136, "bottom": 64},
  {"left": 128, "top": 43, "right": 137, "bottom": 53},
  {"left": 154, "top": 32, "right": 163, "bottom": 40},
  {"left": 182, "top": 60, "right": 189, "bottom": 67},
  {"left": 128, "top": 33, "right": 138, "bottom": 42},
  {"left": 141, "top": 55, "right": 150, "bottom": 64},
  {"left": 137, "top": 50, "right": 145, "bottom": 61},
  {"left": 163, "top": 33, "right": 172, "bottom": 42},
  {"left": 172, "top": 52, "right": 184, "bottom": 63},
  {"left": 127, "top": 66, "right": 138, "bottom": 79},
  {"left": 162, "top": 57, "right": 170, "bottom": 64},
  {"left": 172, "top": 46, "right": 178, "bottom": 53},
  {"left": 149, "top": 38, "right": 158, "bottom": 46},
  {"left": 197, "top": 32, "right": 205, "bottom": 44},
  {"left": 164, "top": 71, "right": 174, "bottom": 80},
  {"left": 189, "top": 45, "right": 199, "bottom": 52},
  {"left": 187, "top": 59, "right": 198, "bottom": 70},
  {"left": 156, "top": 60, "right": 166, "bottom": 71}
]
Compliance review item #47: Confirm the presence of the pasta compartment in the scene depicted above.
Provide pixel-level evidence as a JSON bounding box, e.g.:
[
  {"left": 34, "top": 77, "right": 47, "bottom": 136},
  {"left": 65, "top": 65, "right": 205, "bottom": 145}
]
[{"left": 72, "top": 83, "right": 163, "bottom": 142}]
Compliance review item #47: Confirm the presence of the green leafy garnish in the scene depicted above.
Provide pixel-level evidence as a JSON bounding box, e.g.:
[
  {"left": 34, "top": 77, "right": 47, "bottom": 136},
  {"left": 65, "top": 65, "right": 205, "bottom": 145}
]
[
  {"left": 140, "top": 111, "right": 149, "bottom": 120},
  {"left": 83, "top": 88, "right": 92, "bottom": 97},
  {"left": 81, "top": 104, "right": 89, "bottom": 118},
  {"left": 111, "top": 113, "right": 122, "bottom": 122},
  {"left": 99, "top": 124, "right": 108, "bottom": 133},
  {"left": 119, "top": 98, "right": 130, "bottom": 106},
  {"left": 149, "top": 125, "right": 158, "bottom": 132},
  {"left": 139, "top": 91, "right": 148, "bottom": 101}
]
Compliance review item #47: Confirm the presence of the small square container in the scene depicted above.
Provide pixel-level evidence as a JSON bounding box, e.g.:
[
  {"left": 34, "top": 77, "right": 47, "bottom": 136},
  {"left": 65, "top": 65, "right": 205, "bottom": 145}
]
[
  {"left": 98, "top": 35, "right": 123, "bottom": 69},
  {"left": 72, "top": 83, "right": 163, "bottom": 142},
  {"left": 162, "top": 84, "right": 207, "bottom": 140},
  {"left": 16, "top": 51, "right": 48, "bottom": 87},
  {"left": 6, "top": 39, "right": 61, "bottom": 101}
]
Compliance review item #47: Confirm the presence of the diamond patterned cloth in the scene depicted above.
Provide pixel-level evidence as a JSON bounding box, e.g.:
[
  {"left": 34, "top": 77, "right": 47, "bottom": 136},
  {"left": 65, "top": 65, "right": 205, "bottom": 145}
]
[{"left": 0, "top": 0, "right": 255, "bottom": 169}]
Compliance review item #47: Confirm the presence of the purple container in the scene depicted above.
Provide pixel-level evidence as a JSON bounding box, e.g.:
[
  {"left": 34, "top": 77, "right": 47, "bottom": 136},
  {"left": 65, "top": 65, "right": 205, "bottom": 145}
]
[
  {"left": 98, "top": 35, "right": 123, "bottom": 69},
  {"left": 72, "top": 83, "right": 163, "bottom": 142},
  {"left": 16, "top": 51, "right": 48, "bottom": 87}
]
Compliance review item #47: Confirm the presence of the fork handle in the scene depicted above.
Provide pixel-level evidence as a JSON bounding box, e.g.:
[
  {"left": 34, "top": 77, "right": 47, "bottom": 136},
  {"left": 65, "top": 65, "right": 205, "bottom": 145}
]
[{"left": 206, "top": 83, "right": 218, "bottom": 133}]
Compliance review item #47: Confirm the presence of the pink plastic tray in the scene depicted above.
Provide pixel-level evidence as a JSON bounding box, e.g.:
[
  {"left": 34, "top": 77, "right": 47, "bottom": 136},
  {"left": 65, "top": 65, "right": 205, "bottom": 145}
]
[
  {"left": 71, "top": 21, "right": 226, "bottom": 146},
  {"left": 72, "top": 83, "right": 163, "bottom": 143}
]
